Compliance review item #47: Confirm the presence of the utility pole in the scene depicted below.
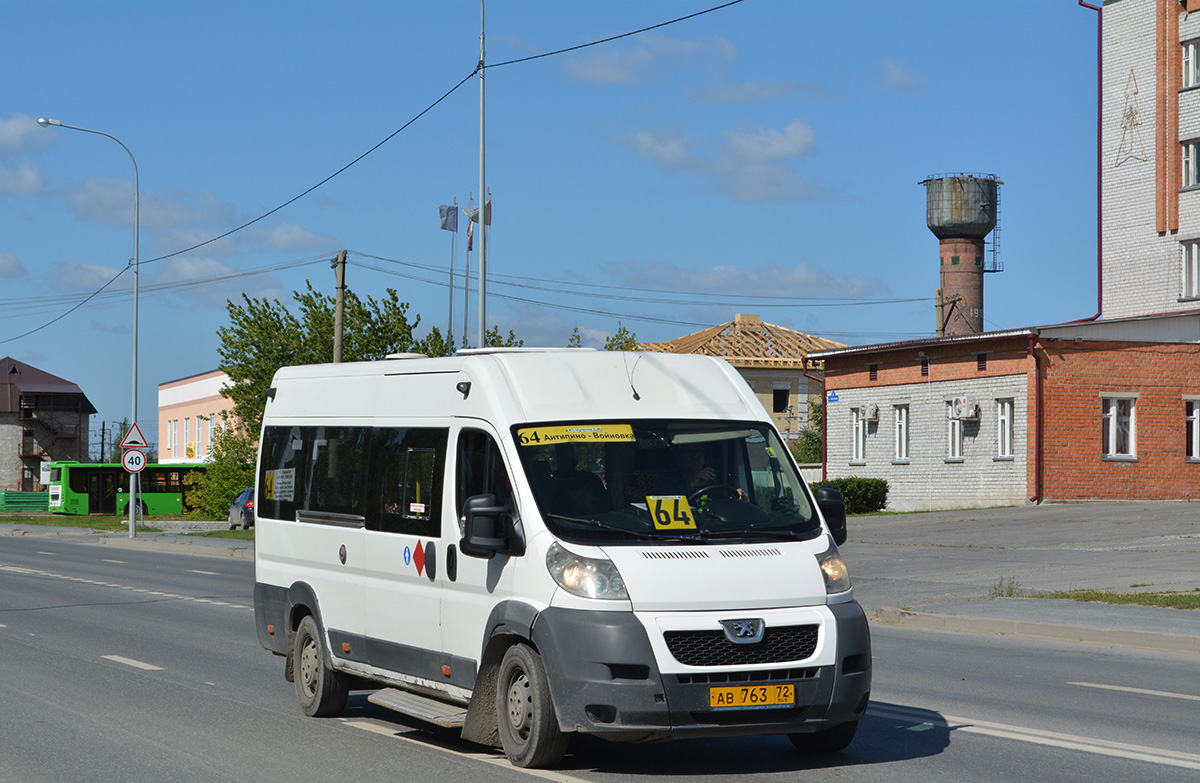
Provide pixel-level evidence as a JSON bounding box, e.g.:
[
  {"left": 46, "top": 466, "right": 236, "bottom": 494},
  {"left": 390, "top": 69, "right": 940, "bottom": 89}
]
[{"left": 332, "top": 250, "right": 347, "bottom": 363}]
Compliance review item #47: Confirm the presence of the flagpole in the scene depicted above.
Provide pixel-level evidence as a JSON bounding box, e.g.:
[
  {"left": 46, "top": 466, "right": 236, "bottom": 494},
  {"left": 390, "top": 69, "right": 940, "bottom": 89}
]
[
  {"left": 464, "top": 192, "right": 473, "bottom": 347},
  {"left": 447, "top": 196, "right": 456, "bottom": 343},
  {"left": 477, "top": 0, "right": 487, "bottom": 348}
]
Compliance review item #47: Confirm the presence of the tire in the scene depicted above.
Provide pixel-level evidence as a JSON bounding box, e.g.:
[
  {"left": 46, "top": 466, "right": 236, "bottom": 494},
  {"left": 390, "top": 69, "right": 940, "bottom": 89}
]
[
  {"left": 293, "top": 615, "right": 349, "bottom": 717},
  {"left": 496, "top": 644, "right": 568, "bottom": 768},
  {"left": 788, "top": 720, "right": 858, "bottom": 754}
]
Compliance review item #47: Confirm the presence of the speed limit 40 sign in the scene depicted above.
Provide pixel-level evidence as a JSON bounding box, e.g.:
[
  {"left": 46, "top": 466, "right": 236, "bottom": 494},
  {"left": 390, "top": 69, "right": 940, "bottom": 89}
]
[{"left": 122, "top": 448, "right": 146, "bottom": 474}]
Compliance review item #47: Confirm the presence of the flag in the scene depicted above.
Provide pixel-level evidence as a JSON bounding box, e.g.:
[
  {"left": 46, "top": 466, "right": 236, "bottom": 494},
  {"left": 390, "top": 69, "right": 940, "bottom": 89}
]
[
  {"left": 439, "top": 204, "right": 458, "bottom": 232},
  {"left": 464, "top": 199, "right": 492, "bottom": 226},
  {"left": 466, "top": 219, "right": 474, "bottom": 251}
]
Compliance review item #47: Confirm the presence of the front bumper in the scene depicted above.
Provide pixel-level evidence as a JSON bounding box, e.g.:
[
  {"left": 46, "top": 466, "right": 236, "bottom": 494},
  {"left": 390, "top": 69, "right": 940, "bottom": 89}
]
[{"left": 530, "top": 601, "right": 871, "bottom": 740}]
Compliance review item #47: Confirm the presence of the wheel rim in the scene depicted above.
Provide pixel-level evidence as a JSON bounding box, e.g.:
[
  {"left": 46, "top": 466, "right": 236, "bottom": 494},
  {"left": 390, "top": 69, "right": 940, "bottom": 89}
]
[
  {"left": 299, "top": 637, "right": 319, "bottom": 697},
  {"left": 505, "top": 671, "right": 532, "bottom": 741}
]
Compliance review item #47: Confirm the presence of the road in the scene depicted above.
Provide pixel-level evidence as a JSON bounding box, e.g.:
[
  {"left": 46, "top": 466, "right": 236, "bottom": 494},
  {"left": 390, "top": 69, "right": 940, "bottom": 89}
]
[{"left": 1, "top": 533, "right": 1196, "bottom": 783}]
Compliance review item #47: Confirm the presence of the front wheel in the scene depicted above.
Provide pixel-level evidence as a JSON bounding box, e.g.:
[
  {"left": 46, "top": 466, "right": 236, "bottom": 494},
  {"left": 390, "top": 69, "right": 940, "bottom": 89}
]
[
  {"left": 788, "top": 720, "right": 858, "bottom": 754},
  {"left": 293, "top": 615, "right": 348, "bottom": 717},
  {"left": 496, "top": 644, "right": 568, "bottom": 768}
]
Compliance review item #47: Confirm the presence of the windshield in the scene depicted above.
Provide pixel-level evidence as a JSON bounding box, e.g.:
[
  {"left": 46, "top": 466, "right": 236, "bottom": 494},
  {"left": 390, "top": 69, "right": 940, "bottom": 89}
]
[{"left": 512, "top": 420, "right": 822, "bottom": 545}]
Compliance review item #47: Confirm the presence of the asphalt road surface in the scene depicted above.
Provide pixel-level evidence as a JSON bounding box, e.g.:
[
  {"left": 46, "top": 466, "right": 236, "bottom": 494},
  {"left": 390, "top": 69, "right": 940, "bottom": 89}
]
[{"left": 1, "top": 533, "right": 1196, "bottom": 783}]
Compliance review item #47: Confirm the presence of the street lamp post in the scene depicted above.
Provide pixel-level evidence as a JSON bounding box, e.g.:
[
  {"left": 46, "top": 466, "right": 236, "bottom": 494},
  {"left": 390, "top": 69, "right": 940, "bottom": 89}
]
[{"left": 38, "top": 117, "right": 141, "bottom": 538}]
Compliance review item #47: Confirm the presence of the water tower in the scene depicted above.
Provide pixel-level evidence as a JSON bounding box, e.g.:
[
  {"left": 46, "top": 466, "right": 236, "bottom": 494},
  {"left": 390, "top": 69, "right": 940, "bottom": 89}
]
[{"left": 919, "top": 173, "right": 1002, "bottom": 336}]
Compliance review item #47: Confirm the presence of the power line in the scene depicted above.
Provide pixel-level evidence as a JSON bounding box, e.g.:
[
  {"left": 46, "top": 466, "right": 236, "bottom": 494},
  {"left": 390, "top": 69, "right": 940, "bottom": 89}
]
[
  {"left": 7, "top": 2, "right": 753, "bottom": 343},
  {"left": 489, "top": 0, "right": 747, "bottom": 68}
]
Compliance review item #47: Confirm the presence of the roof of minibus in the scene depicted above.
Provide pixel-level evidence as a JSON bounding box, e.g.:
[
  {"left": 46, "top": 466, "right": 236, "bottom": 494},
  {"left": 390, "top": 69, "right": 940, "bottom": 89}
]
[{"left": 267, "top": 348, "right": 767, "bottom": 426}]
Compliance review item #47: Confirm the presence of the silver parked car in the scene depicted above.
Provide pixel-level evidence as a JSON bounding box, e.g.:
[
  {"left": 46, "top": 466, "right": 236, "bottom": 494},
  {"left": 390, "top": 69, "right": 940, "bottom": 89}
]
[{"left": 228, "top": 488, "right": 255, "bottom": 529}]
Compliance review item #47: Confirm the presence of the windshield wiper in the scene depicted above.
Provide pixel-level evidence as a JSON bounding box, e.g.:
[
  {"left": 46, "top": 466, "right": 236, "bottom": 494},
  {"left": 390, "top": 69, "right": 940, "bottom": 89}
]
[
  {"left": 545, "top": 513, "right": 710, "bottom": 543},
  {"left": 696, "top": 527, "right": 809, "bottom": 541}
]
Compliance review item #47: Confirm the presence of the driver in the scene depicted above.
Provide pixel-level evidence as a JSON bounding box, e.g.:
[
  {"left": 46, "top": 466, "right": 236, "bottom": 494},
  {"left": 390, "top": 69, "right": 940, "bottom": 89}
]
[{"left": 674, "top": 443, "right": 748, "bottom": 500}]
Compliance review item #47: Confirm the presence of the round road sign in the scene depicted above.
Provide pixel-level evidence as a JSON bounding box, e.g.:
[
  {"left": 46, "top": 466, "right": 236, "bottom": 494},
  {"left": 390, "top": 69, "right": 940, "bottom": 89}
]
[{"left": 122, "top": 448, "right": 146, "bottom": 474}]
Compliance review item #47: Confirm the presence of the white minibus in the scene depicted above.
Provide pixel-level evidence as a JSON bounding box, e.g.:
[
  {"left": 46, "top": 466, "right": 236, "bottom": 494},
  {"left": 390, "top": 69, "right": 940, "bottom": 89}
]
[{"left": 253, "top": 348, "right": 870, "bottom": 768}]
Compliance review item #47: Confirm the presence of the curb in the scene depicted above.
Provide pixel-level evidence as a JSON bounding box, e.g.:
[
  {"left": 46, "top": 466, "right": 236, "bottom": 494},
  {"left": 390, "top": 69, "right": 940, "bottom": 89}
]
[
  {"left": 96, "top": 535, "right": 255, "bottom": 560},
  {"left": 870, "top": 607, "right": 1199, "bottom": 656}
]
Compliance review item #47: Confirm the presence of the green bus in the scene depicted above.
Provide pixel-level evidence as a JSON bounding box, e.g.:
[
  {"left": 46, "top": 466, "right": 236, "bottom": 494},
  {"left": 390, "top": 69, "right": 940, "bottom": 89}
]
[{"left": 47, "top": 461, "right": 206, "bottom": 516}]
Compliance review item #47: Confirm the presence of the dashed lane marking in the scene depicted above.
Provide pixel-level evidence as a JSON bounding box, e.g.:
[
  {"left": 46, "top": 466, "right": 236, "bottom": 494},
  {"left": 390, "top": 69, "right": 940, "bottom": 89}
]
[
  {"left": 342, "top": 719, "right": 591, "bottom": 783},
  {"left": 871, "top": 704, "right": 1200, "bottom": 770},
  {"left": 0, "top": 564, "right": 251, "bottom": 611},
  {"left": 1070, "top": 681, "right": 1200, "bottom": 703},
  {"left": 103, "top": 655, "right": 164, "bottom": 671}
]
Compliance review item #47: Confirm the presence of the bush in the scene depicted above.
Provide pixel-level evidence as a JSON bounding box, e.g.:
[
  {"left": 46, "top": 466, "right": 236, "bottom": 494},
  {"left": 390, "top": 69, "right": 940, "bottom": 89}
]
[{"left": 809, "top": 477, "right": 889, "bottom": 515}]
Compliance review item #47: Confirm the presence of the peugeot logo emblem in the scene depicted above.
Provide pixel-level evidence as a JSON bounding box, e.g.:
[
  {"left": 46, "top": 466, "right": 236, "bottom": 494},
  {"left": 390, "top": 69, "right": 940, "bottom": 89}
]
[{"left": 719, "top": 618, "right": 765, "bottom": 644}]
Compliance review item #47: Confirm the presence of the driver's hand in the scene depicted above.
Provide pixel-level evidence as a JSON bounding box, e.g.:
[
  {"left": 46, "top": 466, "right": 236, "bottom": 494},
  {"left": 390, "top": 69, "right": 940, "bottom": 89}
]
[{"left": 691, "top": 467, "right": 715, "bottom": 487}]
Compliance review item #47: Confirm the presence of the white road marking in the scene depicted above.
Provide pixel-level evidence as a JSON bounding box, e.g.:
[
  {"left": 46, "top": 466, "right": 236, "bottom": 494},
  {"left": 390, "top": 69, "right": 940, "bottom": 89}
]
[
  {"left": 871, "top": 704, "right": 1200, "bottom": 770},
  {"left": 103, "top": 655, "right": 163, "bottom": 671},
  {"left": 1070, "top": 681, "right": 1200, "bottom": 703},
  {"left": 188, "top": 570, "right": 219, "bottom": 575},
  {"left": 102, "top": 559, "right": 127, "bottom": 564},
  {"left": 0, "top": 564, "right": 251, "bottom": 611},
  {"left": 342, "top": 719, "right": 590, "bottom": 783}
]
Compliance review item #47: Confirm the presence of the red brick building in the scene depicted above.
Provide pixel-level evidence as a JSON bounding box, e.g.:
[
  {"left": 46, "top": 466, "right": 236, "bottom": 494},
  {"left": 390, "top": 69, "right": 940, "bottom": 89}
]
[{"left": 811, "top": 314, "right": 1200, "bottom": 510}]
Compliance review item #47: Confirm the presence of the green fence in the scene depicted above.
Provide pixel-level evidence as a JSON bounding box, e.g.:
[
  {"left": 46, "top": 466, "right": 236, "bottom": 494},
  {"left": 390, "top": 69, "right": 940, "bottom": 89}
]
[{"left": 0, "top": 491, "right": 49, "bottom": 512}]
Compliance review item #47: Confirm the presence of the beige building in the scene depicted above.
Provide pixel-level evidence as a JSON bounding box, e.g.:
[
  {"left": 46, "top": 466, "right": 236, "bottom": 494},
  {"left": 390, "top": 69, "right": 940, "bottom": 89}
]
[
  {"left": 638, "top": 314, "right": 845, "bottom": 439},
  {"left": 157, "top": 370, "right": 235, "bottom": 464}
]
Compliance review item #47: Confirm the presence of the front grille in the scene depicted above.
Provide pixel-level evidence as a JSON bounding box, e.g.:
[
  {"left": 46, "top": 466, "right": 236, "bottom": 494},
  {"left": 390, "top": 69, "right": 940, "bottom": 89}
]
[
  {"left": 664, "top": 624, "right": 819, "bottom": 667},
  {"left": 676, "top": 667, "right": 818, "bottom": 685}
]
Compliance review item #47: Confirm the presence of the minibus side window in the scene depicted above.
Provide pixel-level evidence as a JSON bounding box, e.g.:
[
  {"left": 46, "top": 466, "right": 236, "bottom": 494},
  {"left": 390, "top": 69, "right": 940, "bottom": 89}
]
[
  {"left": 456, "top": 430, "right": 514, "bottom": 522},
  {"left": 259, "top": 426, "right": 306, "bottom": 522},
  {"left": 376, "top": 427, "right": 447, "bottom": 538}
]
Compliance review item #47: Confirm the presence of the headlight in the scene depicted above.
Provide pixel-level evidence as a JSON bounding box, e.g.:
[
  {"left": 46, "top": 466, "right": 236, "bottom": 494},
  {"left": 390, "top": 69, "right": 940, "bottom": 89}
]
[
  {"left": 816, "top": 542, "right": 852, "bottom": 594},
  {"left": 546, "top": 542, "right": 628, "bottom": 600}
]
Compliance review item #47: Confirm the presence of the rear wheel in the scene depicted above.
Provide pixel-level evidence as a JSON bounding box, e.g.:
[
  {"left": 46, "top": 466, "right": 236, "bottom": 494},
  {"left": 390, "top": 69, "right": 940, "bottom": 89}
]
[
  {"left": 293, "top": 615, "right": 348, "bottom": 717},
  {"left": 496, "top": 644, "right": 568, "bottom": 768},
  {"left": 788, "top": 720, "right": 858, "bottom": 754}
]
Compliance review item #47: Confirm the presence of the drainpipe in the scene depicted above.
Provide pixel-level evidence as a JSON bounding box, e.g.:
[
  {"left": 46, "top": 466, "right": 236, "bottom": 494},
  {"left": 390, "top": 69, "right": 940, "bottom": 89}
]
[
  {"left": 1028, "top": 333, "right": 1043, "bottom": 503},
  {"left": 803, "top": 357, "right": 827, "bottom": 482},
  {"left": 1072, "top": 0, "right": 1103, "bottom": 323}
]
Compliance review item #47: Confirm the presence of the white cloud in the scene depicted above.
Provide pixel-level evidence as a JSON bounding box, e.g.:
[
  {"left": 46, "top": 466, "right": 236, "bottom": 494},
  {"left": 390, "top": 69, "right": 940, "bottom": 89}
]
[
  {"left": 620, "top": 121, "right": 830, "bottom": 203},
  {"left": 620, "top": 127, "right": 701, "bottom": 171},
  {"left": 605, "top": 259, "right": 886, "bottom": 300},
  {"left": 880, "top": 59, "right": 927, "bottom": 93},
  {"left": 722, "top": 122, "right": 816, "bottom": 163},
  {"left": 565, "top": 34, "right": 735, "bottom": 85},
  {"left": 258, "top": 221, "right": 337, "bottom": 253},
  {"left": 51, "top": 260, "right": 128, "bottom": 292},
  {"left": 696, "top": 80, "right": 828, "bottom": 104},
  {"left": 0, "top": 250, "right": 26, "bottom": 278},
  {"left": 0, "top": 162, "right": 43, "bottom": 195},
  {"left": 0, "top": 114, "right": 49, "bottom": 153},
  {"left": 64, "top": 179, "right": 236, "bottom": 229}
]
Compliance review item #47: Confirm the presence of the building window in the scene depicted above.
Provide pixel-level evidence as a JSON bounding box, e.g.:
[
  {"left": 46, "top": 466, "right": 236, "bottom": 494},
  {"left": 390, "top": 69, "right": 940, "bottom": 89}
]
[
  {"left": 773, "top": 388, "right": 789, "bottom": 413},
  {"left": 894, "top": 405, "right": 909, "bottom": 461},
  {"left": 997, "top": 398, "right": 1014, "bottom": 458},
  {"left": 1187, "top": 401, "right": 1200, "bottom": 461},
  {"left": 851, "top": 408, "right": 866, "bottom": 462},
  {"left": 920, "top": 358, "right": 929, "bottom": 377},
  {"left": 868, "top": 363, "right": 879, "bottom": 381},
  {"left": 208, "top": 415, "right": 215, "bottom": 455},
  {"left": 947, "top": 402, "right": 963, "bottom": 459},
  {"left": 1184, "top": 241, "right": 1200, "bottom": 299},
  {"left": 1186, "top": 39, "right": 1200, "bottom": 88},
  {"left": 1184, "top": 141, "right": 1200, "bottom": 188},
  {"left": 976, "top": 353, "right": 987, "bottom": 371},
  {"left": 1101, "top": 396, "right": 1136, "bottom": 458}
]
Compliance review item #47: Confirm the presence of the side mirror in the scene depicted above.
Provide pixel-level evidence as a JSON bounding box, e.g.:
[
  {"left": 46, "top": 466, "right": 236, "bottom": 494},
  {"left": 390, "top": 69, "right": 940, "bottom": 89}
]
[
  {"left": 815, "top": 487, "right": 847, "bottom": 546},
  {"left": 459, "top": 494, "right": 521, "bottom": 559}
]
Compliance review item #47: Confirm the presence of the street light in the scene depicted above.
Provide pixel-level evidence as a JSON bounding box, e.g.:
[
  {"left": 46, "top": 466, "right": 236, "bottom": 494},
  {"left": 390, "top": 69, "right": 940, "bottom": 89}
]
[{"left": 38, "top": 117, "right": 141, "bottom": 539}]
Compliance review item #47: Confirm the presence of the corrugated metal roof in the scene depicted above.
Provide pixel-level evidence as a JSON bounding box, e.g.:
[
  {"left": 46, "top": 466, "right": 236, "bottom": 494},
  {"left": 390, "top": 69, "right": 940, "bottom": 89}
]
[
  {"left": 637, "top": 315, "right": 846, "bottom": 368},
  {"left": 0, "top": 357, "right": 97, "bottom": 415}
]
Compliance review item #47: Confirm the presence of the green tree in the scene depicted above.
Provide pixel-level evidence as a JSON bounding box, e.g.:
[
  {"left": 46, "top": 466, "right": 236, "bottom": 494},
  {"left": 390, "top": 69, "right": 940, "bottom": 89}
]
[
  {"left": 791, "top": 398, "right": 823, "bottom": 464},
  {"left": 567, "top": 327, "right": 583, "bottom": 348},
  {"left": 184, "top": 414, "right": 256, "bottom": 520},
  {"left": 604, "top": 325, "right": 639, "bottom": 351}
]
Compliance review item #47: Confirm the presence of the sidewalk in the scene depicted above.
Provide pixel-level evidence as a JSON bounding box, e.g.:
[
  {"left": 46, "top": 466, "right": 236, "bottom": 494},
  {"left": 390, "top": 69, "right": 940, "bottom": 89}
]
[
  {"left": 3, "top": 502, "right": 1198, "bottom": 653},
  {"left": 846, "top": 502, "right": 1200, "bottom": 654}
]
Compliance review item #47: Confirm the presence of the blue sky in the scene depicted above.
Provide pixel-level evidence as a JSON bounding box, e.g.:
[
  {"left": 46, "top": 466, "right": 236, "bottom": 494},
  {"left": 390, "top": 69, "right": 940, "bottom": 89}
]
[{"left": 2, "top": 1, "right": 1100, "bottom": 446}]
